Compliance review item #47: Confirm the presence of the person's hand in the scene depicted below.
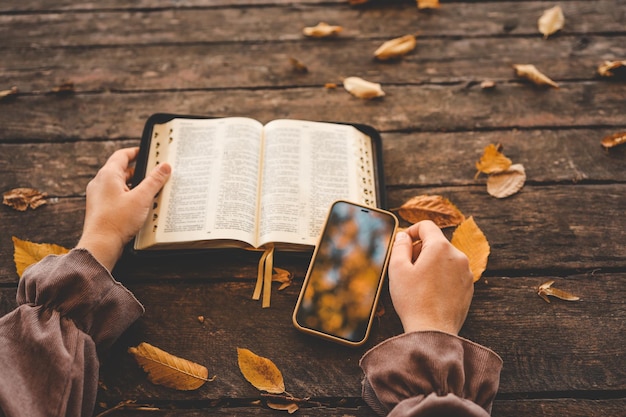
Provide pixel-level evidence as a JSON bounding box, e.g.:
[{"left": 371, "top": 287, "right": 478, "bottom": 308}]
[
  {"left": 388, "top": 220, "right": 474, "bottom": 335},
  {"left": 76, "top": 147, "right": 171, "bottom": 271}
]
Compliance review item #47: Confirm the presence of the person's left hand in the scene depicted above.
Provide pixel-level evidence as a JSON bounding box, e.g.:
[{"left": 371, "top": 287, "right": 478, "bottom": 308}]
[{"left": 76, "top": 147, "right": 171, "bottom": 271}]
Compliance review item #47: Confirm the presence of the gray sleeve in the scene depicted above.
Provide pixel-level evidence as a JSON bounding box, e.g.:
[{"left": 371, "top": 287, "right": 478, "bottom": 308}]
[
  {"left": 0, "top": 249, "right": 143, "bottom": 417},
  {"left": 359, "top": 331, "right": 502, "bottom": 417}
]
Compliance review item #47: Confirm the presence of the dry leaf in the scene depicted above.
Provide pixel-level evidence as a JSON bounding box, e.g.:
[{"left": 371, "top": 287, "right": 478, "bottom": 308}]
[
  {"left": 396, "top": 195, "right": 465, "bottom": 228},
  {"left": 267, "top": 401, "right": 299, "bottom": 414},
  {"left": 601, "top": 132, "right": 626, "bottom": 149},
  {"left": 51, "top": 81, "right": 75, "bottom": 94},
  {"left": 302, "top": 22, "right": 342, "bottom": 38},
  {"left": 3, "top": 187, "right": 48, "bottom": 211},
  {"left": 513, "top": 64, "right": 559, "bottom": 88},
  {"left": 537, "top": 280, "right": 580, "bottom": 303},
  {"left": 417, "top": 0, "right": 440, "bottom": 9},
  {"left": 288, "top": 57, "right": 308, "bottom": 73},
  {"left": 324, "top": 83, "right": 337, "bottom": 89},
  {"left": 480, "top": 80, "right": 496, "bottom": 89},
  {"left": 374, "top": 35, "right": 417, "bottom": 61},
  {"left": 128, "top": 342, "right": 212, "bottom": 391},
  {"left": 597, "top": 60, "right": 626, "bottom": 78},
  {"left": 487, "top": 163, "right": 526, "bottom": 198},
  {"left": 475, "top": 143, "right": 512, "bottom": 178},
  {"left": 0, "top": 86, "right": 18, "bottom": 100},
  {"left": 451, "top": 216, "right": 490, "bottom": 283},
  {"left": 272, "top": 267, "right": 293, "bottom": 291},
  {"left": 13, "top": 236, "right": 69, "bottom": 278},
  {"left": 538, "top": 5, "right": 564, "bottom": 39},
  {"left": 343, "top": 76, "right": 385, "bottom": 99},
  {"left": 237, "top": 348, "right": 285, "bottom": 394}
]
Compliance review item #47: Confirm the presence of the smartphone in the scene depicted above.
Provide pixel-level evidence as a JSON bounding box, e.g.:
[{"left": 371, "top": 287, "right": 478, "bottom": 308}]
[{"left": 292, "top": 200, "right": 398, "bottom": 346}]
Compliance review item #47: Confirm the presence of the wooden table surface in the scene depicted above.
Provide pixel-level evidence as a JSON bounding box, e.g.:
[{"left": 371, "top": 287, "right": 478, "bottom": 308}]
[{"left": 1, "top": 0, "right": 625, "bottom": 416}]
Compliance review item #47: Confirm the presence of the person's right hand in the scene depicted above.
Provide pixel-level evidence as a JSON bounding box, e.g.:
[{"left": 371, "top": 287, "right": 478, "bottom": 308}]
[{"left": 388, "top": 220, "right": 474, "bottom": 335}]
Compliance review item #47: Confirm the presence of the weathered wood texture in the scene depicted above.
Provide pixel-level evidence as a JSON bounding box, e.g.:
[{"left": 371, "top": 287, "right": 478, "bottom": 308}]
[{"left": 1, "top": 0, "right": 625, "bottom": 416}]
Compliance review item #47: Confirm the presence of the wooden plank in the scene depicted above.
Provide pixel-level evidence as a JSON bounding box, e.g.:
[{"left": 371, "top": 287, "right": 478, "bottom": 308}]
[
  {"left": 3, "top": 272, "right": 623, "bottom": 399},
  {"left": 1, "top": 182, "right": 625, "bottom": 282},
  {"left": 1, "top": 129, "right": 624, "bottom": 198},
  {"left": 2, "top": 36, "right": 624, "bottom": 93},
  {"left": 1, "top": 1, "right": 624, "bottom": 47},
  {"left": 1, "top": 82, "right": 625, "bottom": 143}
]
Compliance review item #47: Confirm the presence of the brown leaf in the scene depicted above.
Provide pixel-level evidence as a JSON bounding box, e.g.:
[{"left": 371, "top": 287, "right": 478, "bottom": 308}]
[
  {"left": 538, "top": 5, "right": 564, "bottom": 39},
  {"left": 343, "top": 76, "right": 385, "bottom": 99},
  {"left": 597, "top": 60, "right": 626, "bottom": 78},
  {"left": 601, "top": 132, "right": 626, "bottom": 149},
  {"left": 480, "top": 80, "right": 496, "bottom": 89},
  {"left": 3, "top": 187, "right": 48, "bottom": 211},
  {"left": 128, "top": 342, "right": 212, "bottom": 391},
  {"left": 272, "top": 267, "right": 293, "bottom": 291},
  {"left": 537, "top": 280, "right": 580, "bottom": 303},
  {"left": 451, "top": 217, "right": 490, "bottom": 283},
  {"left": 288, "top": 57, "right": 308, "bottom": 74},
  {"left": 51, "top": 81, "right": 75, "bottom": 94},
  {"left": 266, "top": 402, "right": 299, "bottom": 414},
  {"left": 475, "top": 143, "right": 512, "bottom": 178},
  {"left": 396, "top": 195, "right": 465, "bottom": 228},
  {"left": 0, "top": 86, "right": 18, "bottom": 100},
  {"left": 374, "top": 34, "right": 417, "bottom": 61},
  {"left": 237, "top": 348, "right": 285, "bottom": 394},
  {"left": 486, "top": 163, "right": 526, "bottom": 198},
  {"left": 417, "top": 0, "right": 440, "bottom": 9},
  {"left": 513, "top": 64, "right": 559, "bottom": 88},
  {"left": 13, "top": 236, "right": 69, "bottom": 278},
  {"left": 302, "top": 22, "right": 342, "bottom": 38}
]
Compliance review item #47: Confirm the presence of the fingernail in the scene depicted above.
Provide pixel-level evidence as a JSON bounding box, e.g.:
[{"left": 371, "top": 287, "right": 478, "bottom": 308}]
[{"left": 395, "top": 231, "right": 408, "bottom": 242}]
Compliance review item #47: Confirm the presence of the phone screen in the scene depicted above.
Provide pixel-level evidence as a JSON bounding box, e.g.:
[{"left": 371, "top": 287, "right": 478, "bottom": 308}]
[{"left": 293, "top": 201, "right": 397, "bottom": 345}]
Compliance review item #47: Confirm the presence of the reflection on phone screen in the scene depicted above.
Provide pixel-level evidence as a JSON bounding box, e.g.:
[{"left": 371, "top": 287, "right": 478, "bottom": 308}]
[{"left": 295, "top": 201, "right": 396, "bottom": 343}]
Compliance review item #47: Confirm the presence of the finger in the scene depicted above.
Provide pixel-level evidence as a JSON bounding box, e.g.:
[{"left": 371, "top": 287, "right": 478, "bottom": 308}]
[
  {"left": 133, "top": 162, "right": 171, "bottom": 200},
  {"left": 389, "top": 231, "right": 416, "bottom": 272},
  {"left": 410, "top": 220, "right": 448, "bottom": 244}
]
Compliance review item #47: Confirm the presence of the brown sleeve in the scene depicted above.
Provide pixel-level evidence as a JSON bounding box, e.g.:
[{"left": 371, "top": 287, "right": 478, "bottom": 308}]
[
  {"left": 359, "top": 331, "right": 502, "bottom": 417},
  {"left": 0, "top": 249, "right": 143, "bottom": 417}
]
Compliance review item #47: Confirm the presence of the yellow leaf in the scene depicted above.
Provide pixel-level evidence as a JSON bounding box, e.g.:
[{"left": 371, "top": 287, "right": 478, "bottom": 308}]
[
  {"left": 513, "top": 64, "right": 559, "bottom": 88},
  {"left": 597, "top": 60, "right": 626, "bottom": 78},
  {"left": 0, "top": 86, "right": 18, "bottom": 100},
  {"left": 601, "top": 131, "right": 626, "bottom": 149},
  {"left": 475, "top": 143, "right": 512, "bottom": 178},
  {"left": 343, "top": 76, "right": 385, "bottom": 99},
  {"left": 486, "top": 163, "right": 526, "bottom": 198},
  {"left": 417, "top": 0, "right": 440, "bottom": 9},
  {"left": 374, "top": 34, "right": 417, "bottom": 61},
  {"left": 302, "top": 22, "right": 342, "bottom": 38},
  {"left": 451, "top": 217, "right": 490, "bottom": 283},
  {"left": 272, "top": 267, "right": 293, "bottom": 291},
  {"left": 13, "top": 236, "right": 69, "bottom": 278},
  {"left": 537, "top": 280, "right": 580, "bottom": 303},
  {"left": 267, "top": 401, "right": 299, "bottom": 414},
  {"left": 538, "top": 5, "right": 564, "bottom": 39},
  {"left": 128, "top": 342, "right": 212, "bottom": 391},
  {"left": 237, "top": 348, "right": 285, "bottom": 394},
  {"left": 3, "top": 187, "right": 47, "bottom": 211},
  {"left": 396, "top": 195, "right": 465, "bottom": 228}
]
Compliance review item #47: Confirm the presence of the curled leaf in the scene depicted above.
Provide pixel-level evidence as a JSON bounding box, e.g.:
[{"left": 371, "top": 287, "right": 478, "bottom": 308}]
[
  {"left": 343, "top": 76, "right": 385, "bottom": 99},
  {"left": 267, "top": 402, "right": 299, "bottom": 414},
  {"left": 13, "top": 236, "right": 69, "bottom": 278},
  {"left": 374, "top": 34, "right": 417, "bottom": 61},
  {"left": 3, "top": 187, "right": 48, "bottom": 211},
  {"left": 128, "top": 342, "right": 212, "bottom": 390},
  {"left": 480, "top": 80, "right": 496, "bottom": 90},
  {"left": 302, "top": 22, "right": 342, "bottom": 38},
  {"left": 51, "top": 81, "right": 75, "bottom": 94},
  {"left": 537, "top": 280, "right": 580, "bottom": 303},
  {"left": 487, "top": 163, "right": 526, "bottom": 198},
  {"left": 417, "top": 0, "right": 440, "bottom": 9},
  {"left": 451, "top": 216, "right": 490, "bottom": 283},
  {"left": 0, "top": 86, "right": 18, "bottom": 100},
  {"left": 288, "top": 57, "right": 308, "bottom": 74},
  {"left": 513, "top": 64, "right": 559, "bottom": 88},
  {"left": 601, "top": 132, "right": 626, "bottom": 149},
  {"left": 475, "top": 143, "right": 512, "bottom": 178},
  {"left": 396, "top": 195, "right": 465, "bottom": 228},
  {"left": 238, "top": 348, "right": 285, "bottom": 394},
  {"left": 272, "top": 267, "right": 293, "bottom": 291},
  {"left": 597, "top": 60, "right": 626, "bottom": 78},
  {"left": 538, "top": 5, "right": 564, "bottom": 39}
]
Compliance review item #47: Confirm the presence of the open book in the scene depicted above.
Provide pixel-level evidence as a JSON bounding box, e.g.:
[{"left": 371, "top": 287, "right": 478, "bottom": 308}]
[{"left": 132, "top": 114, "right": 385, "bottom": 253}]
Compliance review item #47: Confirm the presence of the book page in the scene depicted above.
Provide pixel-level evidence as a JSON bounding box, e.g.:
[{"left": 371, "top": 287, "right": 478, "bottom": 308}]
[
  {"left": 257, "top": 120, "right": 377, "bottom": 248},
  {"left": 136, "top": 117, "right": 264, "bottom": 249}
]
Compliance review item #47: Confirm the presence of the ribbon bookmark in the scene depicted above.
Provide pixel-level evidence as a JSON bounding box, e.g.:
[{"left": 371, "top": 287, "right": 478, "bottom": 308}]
[{"left": 252, "top": 244, "right": 275, "bottom": 308}]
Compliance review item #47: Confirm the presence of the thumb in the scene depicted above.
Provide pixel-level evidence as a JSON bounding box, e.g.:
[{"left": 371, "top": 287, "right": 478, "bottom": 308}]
[
  {"left": 389, "top": 231, "right": 414, "bottom": 273},
  {"left": 134, "top": 163, "right": 171, "bottom": 199}
]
